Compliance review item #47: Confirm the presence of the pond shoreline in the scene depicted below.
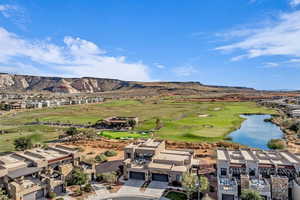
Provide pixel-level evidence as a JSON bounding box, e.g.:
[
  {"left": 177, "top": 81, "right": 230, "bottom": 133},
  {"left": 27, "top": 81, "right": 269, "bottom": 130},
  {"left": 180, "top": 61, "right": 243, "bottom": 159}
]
[{"left": 228, "top": 114, "right": 284, "bottom": 149}]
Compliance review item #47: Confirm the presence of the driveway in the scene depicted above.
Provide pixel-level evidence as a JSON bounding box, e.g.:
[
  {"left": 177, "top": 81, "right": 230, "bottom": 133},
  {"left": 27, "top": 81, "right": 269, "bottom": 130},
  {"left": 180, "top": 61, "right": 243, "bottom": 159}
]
[
  {"left": 144, "top": 181, "right": 168, "bottom": 198},
  {"left": 117, "top": 179, "right": 145, "bottom": 195}
]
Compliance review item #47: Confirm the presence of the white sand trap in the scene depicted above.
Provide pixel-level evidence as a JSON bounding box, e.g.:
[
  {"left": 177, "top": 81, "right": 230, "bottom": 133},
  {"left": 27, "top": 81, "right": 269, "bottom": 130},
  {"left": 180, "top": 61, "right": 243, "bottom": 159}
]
[
  {"left": 214, "top": 107, "right": 221, "bottom": 111},
  {"left": 198, "top": 114, "right": 209, "bottom": 118}
]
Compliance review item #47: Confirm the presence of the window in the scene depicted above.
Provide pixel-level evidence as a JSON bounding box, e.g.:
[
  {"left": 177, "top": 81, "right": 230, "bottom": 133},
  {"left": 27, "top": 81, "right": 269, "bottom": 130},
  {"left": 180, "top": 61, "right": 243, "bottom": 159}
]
[
  {"left": 126, "top": 153, "right": 131, "bottom": 159},
  {"left": 221, "top": 168, "right": 227, "bottom": 176},
  {"left": 249, "top": 168, "right": 256, "bottom": 176},
  {"left": 176, "top": 175, "right": 181, "bottom": 182}
]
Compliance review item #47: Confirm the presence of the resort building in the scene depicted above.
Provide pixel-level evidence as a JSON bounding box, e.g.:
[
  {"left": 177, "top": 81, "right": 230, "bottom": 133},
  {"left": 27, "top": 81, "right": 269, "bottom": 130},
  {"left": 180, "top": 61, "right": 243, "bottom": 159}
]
[
  {"left": 217, "top": 148, "right": 300, "bottom": 200},
  {"left": 123, "top": 139, "right": 196, "bottom": 184},
  {"left": 0, "top": 145, "right": 79, "bottom": 200},
  {"left": 93, "top": 116, "right": 139, "bottom": 130}
]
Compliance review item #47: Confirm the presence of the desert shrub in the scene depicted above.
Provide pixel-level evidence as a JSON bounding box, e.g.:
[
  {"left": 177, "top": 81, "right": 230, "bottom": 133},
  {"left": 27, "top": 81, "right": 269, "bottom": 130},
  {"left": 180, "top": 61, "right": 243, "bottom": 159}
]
[
  {"left": 99, "top": 172, "right": 117, "bottom": 184},
  {"left": 104, "top": 150, "right": 117, "bottom": 157},
  {"left": 267, "top": 139, "right": 286, "bottom": 150},
  {"left": 73, "top": 189, "right": 83, "bottom": 197},
  {"left": 289, "top": 121, "right": 300, "bottom": 133},
  {"left": 95, "top": 153, "right": 107, "bottom": 163}
]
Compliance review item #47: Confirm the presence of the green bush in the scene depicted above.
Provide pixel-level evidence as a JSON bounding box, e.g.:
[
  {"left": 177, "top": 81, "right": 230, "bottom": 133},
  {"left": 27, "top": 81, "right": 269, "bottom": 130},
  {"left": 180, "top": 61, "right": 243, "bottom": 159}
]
[
  {"left": 241, "top": 189, "right": 263, "bottom": 200},
  {"left": 67, "top": 169, "right": 89, "bottom": 186},
  {"left": 82, "top": 184, "right": 93, "bottom": 192},
  {"left": 56, "top": 198, "right": 64, "bottom": 200},
  {"left": 104, "top": 150, "right": 117, "bottom": 157},
  {"left": 95, "top": 153, "right": 107, "bottom": 163},
  {"left": 47, "top": 192, "right": 57, "bottom": 199},
  {"left": 97, "top": 172, "right": 117, "bottom": 184},
  {"left": 65, "top": 127, "right": 79, "bottom": 136},
  {"left": 267, "top": 139, "right": 286, "bottom": 150},
  {"left": 14, "top": 136, "right": 33, "bottom": 151}
]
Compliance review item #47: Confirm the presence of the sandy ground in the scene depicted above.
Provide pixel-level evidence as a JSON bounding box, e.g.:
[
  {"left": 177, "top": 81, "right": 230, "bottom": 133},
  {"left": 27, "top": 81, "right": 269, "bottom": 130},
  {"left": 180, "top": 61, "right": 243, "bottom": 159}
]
[{"left": 61, "top": 138, "right": 130, "bottom": 161}]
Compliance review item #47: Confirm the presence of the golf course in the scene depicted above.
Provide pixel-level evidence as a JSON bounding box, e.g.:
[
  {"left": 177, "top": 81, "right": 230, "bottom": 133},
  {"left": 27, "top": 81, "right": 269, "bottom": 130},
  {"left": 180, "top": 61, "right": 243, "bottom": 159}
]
[{"left": 0, "top": 99, "right": 277, "bottom": 152}]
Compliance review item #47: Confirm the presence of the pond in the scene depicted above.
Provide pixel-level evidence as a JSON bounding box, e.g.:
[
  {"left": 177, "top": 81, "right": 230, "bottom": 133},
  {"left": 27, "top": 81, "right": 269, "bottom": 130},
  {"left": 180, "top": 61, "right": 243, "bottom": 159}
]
[{"left": 229, "top": 114, "right": 284, "bottom": 150}]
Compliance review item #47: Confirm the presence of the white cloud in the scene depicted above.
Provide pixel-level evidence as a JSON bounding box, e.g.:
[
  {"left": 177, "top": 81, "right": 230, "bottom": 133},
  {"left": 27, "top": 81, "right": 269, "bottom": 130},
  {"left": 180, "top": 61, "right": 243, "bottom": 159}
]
[
  {"left": 154, "top": 63, "right": 165, "bottom": 69},
  {"left": 0, "top": 27, "right": 151, "bottom": 81},
  {"left": 0, "top": 4, "right": 20, "bottom": 18},
  {"left": 264, "top": 62, "right": 279, "bottom": 67},
  {"left": 216, "top": 11, "right": 300, "bottom": 61},
  {"left": 289, "top": 58, "right": 300, "bottom": 63},
  {"left": 173, "top": 66, "right": 198, "bottom": 77},
  {"left": 290, "top": 0, "right": 300, "bottom": 7}
]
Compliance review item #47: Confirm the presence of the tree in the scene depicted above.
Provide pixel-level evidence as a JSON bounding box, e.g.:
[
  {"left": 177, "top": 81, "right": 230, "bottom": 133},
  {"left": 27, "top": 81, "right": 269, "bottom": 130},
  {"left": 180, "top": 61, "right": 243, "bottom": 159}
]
[
  {"left": 182, "top": 172, "right": 197, "bottom": 200},
  {"left": 0, "top": 188, "right": 9, "bottom": 200},
  {"left": 68, "top": 169, "right": 89, "bottom": 186},
  {"left": 65, "top": 127, "right": 79, "bottom": 137},
  {"left": 267, "top": 139, "right": 286, "bottom": 150},
  {"left": 241, "top": 189, "right": 263, "bottom": 200},
  {"left": 14, "top": 136, "right": 33, "bottom": 151},
  {"left": 101, "top": 172, "right": 118, "bottom": 185},
  {"left": 289, "top": 121, "right": 300, "bottom": 133},
  {"left": 127, "top": 119, "right": 136, "bottom": 129},
  {"left": 199, "top": 176, "right": 209, "bottom": 193}
]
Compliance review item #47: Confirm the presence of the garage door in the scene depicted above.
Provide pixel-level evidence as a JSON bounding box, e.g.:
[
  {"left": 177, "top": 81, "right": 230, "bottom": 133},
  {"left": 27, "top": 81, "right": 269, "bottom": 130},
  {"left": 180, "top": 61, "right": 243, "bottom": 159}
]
[
  {"left": 23, "top": 189, "right": 44, "bottom": 200},
  {"left": 35, "top": 189, "right": 44, "bottom": 199},
  {"left": 222, "top": 194, "right": 234, "bottom": 200},
  {"left": 129, "top": 171, "right": 145, "bottom": 180},
  {"left": 152, "top": 173, "right": 169, "bottom": 182},
  {"left": 54, "top": 185, "right": 64, "bottom": 194},
  {"left": 23, "top": 192, "right": 36, "bottom": 200}
]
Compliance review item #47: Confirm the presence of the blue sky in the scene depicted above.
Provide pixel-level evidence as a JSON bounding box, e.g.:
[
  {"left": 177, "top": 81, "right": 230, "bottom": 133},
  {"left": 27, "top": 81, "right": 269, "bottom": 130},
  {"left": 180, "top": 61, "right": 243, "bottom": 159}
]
[{"left": 0, "top": 0, "right": 300, "bottom": 90}]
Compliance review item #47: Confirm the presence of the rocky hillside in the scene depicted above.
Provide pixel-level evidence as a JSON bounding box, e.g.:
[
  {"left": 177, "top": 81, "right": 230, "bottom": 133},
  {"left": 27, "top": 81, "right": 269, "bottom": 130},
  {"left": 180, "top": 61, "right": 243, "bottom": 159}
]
[{"left": 0, "top": 73, "right": 255, "bottom": 94}]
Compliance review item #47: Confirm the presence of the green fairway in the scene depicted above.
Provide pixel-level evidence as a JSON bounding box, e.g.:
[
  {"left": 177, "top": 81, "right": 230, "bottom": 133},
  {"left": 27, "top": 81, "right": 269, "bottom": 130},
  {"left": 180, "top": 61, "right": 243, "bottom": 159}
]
[
  {"left": 0, "top": 125, "right": 62, "bottom": 152},
  {"left": 0, "top": 99, "right": 277, "bottom": 151},
  {"left": 99, "top": 131, "right": 149, "bottom": 139}
]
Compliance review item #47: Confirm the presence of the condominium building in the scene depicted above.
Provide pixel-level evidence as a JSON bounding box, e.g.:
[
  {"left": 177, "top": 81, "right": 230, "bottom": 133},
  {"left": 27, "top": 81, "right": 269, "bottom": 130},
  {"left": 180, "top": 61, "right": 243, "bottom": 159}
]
[
  {"left": 123, "top": 139, "right": 197, "bottom": 183},
  {"left": 0, "top": 145, "right": 79, "bottom": 200},
  {"left": 217, "top": 148, "right": 300, "bottom": 200}
]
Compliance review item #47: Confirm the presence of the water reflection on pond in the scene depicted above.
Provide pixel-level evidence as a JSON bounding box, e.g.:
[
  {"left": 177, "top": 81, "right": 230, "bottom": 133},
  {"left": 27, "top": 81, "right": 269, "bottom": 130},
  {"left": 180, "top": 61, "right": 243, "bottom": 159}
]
[{"left": 229, "top": 114, "right": 283, "bottom": 150}]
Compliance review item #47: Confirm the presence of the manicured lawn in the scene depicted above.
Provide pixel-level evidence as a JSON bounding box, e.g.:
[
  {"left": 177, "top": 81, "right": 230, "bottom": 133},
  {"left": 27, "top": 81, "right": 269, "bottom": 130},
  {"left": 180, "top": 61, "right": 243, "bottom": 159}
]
[
  {"left": 99, "top": 131, "right": 149, "bottom": 139},
  {"left": 165, "top": 191, "right": 187, "bottom": 200},
  {"left": 0, "top": 99, "right": 277, "bottom": 151},
  {"left": 0, "top": 125, "right": 62, "bottom": 152}
]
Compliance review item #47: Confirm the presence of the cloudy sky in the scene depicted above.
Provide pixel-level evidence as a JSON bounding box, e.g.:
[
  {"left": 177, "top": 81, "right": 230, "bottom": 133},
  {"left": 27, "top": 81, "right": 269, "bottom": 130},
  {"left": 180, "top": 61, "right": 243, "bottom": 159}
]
[{"left": 0, "top": 0, "right": 300, "bottom": 90}]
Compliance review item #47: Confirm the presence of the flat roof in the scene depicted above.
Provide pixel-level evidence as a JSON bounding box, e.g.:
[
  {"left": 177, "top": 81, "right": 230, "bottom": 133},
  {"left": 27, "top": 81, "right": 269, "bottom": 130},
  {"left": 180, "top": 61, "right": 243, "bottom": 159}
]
[
  {"left": 148, "top": 162, "right": 172, "bottom": 170},
  {"left": 155, "top": 152, "right": 189, "bottom": 162},
  {"left": 164, "top": 149, "right": 192, "bottom": 156},
  {"left": 171, "top": 165, "right": 187, "bottom": 172},
  {"left": 7, "top": 167, "right": 40, "bottom": 179},
  {"left": 26, "top": 148, "right": 67, "bottom": 161},
  {"left": 217, "top": 149, "right": 300, "bottom": 166},
  {"left": 0, "top": 154, "right": 29, "bottom": 170},
  {"left": 217, "top": 149, "right": 227, "bottom": 161}
]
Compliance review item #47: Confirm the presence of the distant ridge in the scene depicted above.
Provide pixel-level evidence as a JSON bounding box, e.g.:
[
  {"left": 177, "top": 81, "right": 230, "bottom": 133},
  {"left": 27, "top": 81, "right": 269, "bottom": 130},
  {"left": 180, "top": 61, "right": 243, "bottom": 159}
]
[{"left": 0, "top": 73, "right": 256, "bottom": 94}]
